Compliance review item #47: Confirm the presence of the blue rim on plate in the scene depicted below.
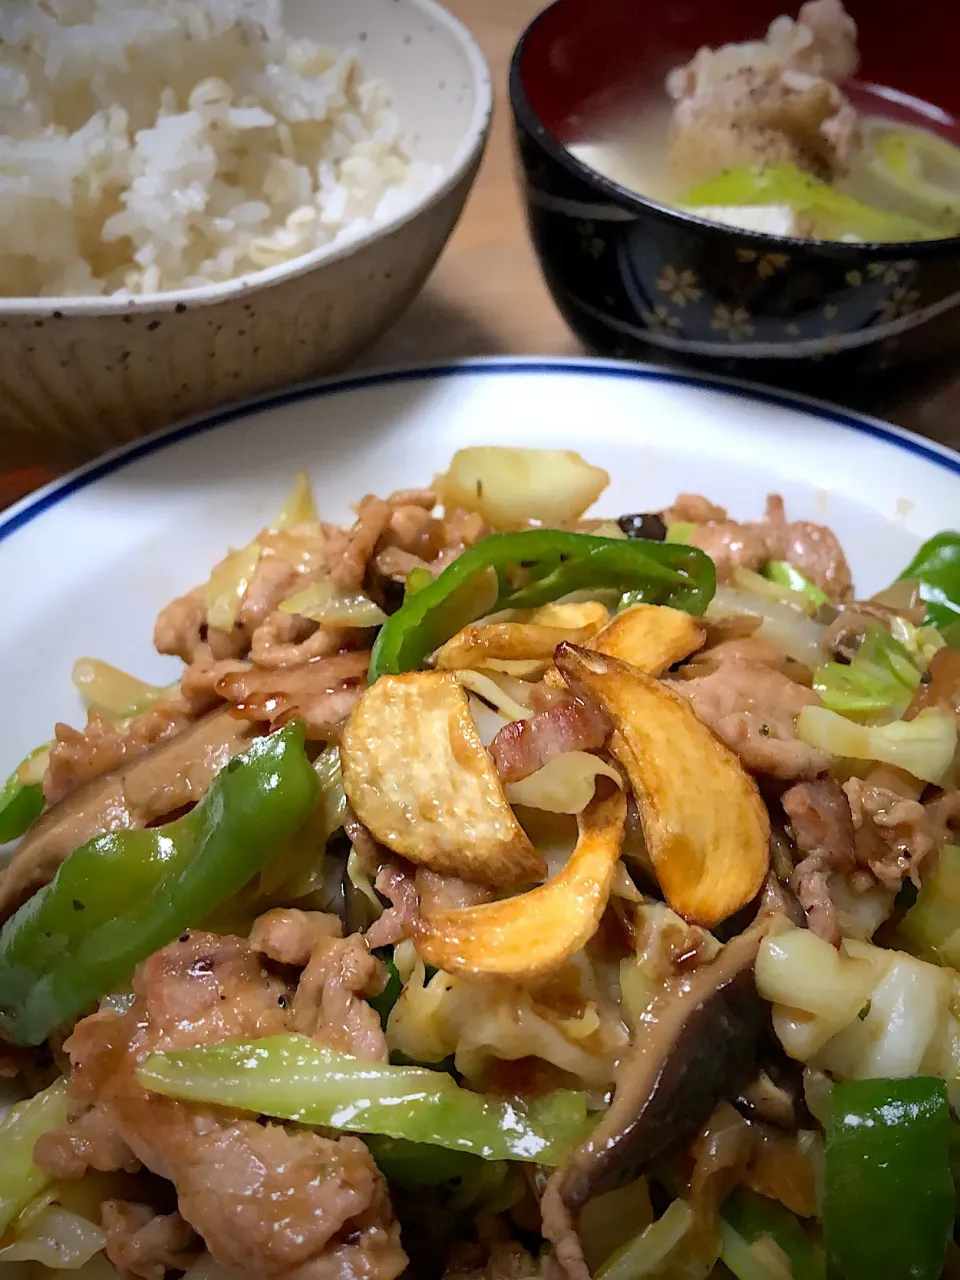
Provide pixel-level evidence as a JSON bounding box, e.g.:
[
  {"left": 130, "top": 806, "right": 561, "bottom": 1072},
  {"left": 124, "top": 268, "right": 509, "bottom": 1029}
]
[{"left": 1, "top": 357, "right": 957, "bottom": 546}]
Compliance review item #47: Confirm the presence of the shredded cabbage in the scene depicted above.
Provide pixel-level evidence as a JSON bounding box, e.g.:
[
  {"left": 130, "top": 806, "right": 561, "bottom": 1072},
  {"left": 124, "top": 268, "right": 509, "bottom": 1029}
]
[
  {"left": 665, "top": 521, "right": 696, "bottom": 545},
  {"left": 387, "top": 950, "right": 626, "bottom": 1088},
  {"left": 829, "top": 873, "right": 895, "bottom": 941},
  {"left": 708, "top": 585, "right": 824, "bottom": 665},
  {"left": 813, "top": 623, "right": 922, "bottom": 721},
  {"left": 901, "top": 845, "right": 960, "bottom": 968},
  {"left": 458, "top": 670, "right": 532, "bottom": 721},
  {"left": 0, "top": 1079, "right": 69, "bottom": 1235},
  {"left": 505, "top": 752, "right": 622, "bottom": 815},
  {"left": 796, "top": 704, "right": 957, "bottom": 784},
  {"left": 889, "top": 615, "right": 946, "bottom": 665},
  {"left": 760, "top": 927, "right": 960, "bottom": 1106},
  {"left": 720, "top": 1222, "right": 794, "bottom": 1280},
  {"left": 595, "top": 1200, "right": 695, "bottom": 1280},
  {"left": 72, "top": 658, "right": 172, "bottom": 720},
  {"left": 205, "top": 542, "right": 262, "bottom": 633},
  {"left": 579, "top": 1180, "right": 654, "bottom": 1275},
  {"left": 0, "top": 1206, "right": 106, "bottom": 1269},
  {"left": 274, "top": 469, "right": 319, "bottom": 529},
  {"left": 757, "top": 928, "right": 875, "bottom": 1057},
  {"left": 279, "top": 580, "right": 387, "bottom": 628},
  {"left": 346, "top": 849, "right": 382, "bottom": 913},
  {"left": 182, "top": 1258, "right": 235, "bottom": 1280},
  {"left": 762, "top": 561, "right": 827, "bottom": 610},
  {"left": 136, "top": 1033, "right": 592, "bottom": 1164},
  {"left": 735, "top": 565, "right": 815, "bottom": 616}
]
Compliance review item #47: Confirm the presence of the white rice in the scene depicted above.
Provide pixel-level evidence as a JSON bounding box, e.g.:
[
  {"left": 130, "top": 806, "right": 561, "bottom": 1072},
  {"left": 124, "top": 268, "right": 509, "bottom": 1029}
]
[{"left": 0, "top": 0, "right": 442, "bottom": 297}]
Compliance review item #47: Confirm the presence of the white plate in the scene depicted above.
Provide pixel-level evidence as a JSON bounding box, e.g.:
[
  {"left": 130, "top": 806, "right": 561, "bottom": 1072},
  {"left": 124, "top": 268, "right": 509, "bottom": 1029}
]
[{"left": 2, "top": 357, "right": 957, "bottom": 773}]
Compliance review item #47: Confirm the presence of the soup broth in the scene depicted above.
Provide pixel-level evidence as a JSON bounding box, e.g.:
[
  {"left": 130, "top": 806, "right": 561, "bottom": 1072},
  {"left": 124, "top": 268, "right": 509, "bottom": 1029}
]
[{"left": 567, "top": 0, "right": 960, "bottom": 244}]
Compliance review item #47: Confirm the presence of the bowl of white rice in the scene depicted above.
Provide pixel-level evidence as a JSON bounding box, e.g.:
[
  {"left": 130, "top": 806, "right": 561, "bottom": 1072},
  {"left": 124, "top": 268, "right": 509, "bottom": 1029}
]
[{"left": 0, "top": 0, "right": 492, "bottom": 461}]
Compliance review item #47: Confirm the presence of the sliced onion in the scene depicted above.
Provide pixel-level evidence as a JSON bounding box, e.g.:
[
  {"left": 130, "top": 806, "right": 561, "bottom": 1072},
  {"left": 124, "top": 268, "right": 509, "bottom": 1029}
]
[
  {"left": 505, "top": 751, "right": 622, "bottom": 814},
  {"left": 279, "top": 579, "right": 387, "bottom": 628},
  {"left": 72, "top": 658, "right": 171, "bottom": 720},
  {"left": 0, "top": 1206, "right": 106, "bottom": 1269},
  {"left": 274, "top": 469, "right": 319, "bottom": 529},
  {"left": 708, "top": 585, "right": 824, "bottom": 665},
  {"left": 205, "top": 541, "right": 262, "bottom": 633}
]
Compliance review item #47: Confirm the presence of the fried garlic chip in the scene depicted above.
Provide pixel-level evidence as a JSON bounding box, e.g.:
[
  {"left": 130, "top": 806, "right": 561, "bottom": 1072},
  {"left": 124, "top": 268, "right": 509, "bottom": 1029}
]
[
  {"left": 435, "top": 602, "right": 609, "bottom": 673},
  {"left": 340, "top": 672, "right": 544, "bottom": 887},
  {"left": 555, "top": 645, "right": 769, "bottom": 928},
  {"left": 543, "top": 603, "right": 705, "bottom": 690},
  {"left": 592, "top": 603, "right": 706, "bottom": 670},
  {"left": 417, "top": 785, "right": 626, "bottom": 978}
]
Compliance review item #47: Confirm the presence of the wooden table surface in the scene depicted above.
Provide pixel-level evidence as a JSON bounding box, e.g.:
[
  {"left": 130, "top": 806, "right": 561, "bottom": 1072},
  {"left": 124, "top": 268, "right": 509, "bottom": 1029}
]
[{"left": 1, "top": 0, "right": 956, "bottom": 508}]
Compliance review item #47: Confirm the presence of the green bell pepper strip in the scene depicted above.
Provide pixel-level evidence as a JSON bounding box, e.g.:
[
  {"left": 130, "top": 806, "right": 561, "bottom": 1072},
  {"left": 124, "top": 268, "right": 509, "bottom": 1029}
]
[
  {"left": 0, "top": 723, "right": 319, "bottom": 1046},
  {"left": 136, "top": 1032, "right": 592, "bottom": 1164},
  {"left": 0, "top": 746, "right": 48, "bottom": 844},
  {"left": 366, "top": 1135, "right": 493, "bottom": 1188},
  {"left": 722, "top": 1188, "right": 823, "bottom": 1280},
  {"left": 369, "top": 529, "right": 715, "bottom": 680},
  {"left": 898, "top": 531, "right": 960, "bottom": 633},
  {"left": 824, "top": 1077, "right": 954, "bottom": 1280}
]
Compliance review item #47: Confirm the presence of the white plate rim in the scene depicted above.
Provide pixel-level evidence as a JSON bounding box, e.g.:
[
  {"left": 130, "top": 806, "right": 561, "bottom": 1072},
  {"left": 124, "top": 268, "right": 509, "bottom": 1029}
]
[{"left": 1, "top": 356, "right": 957, "bottom": 548}]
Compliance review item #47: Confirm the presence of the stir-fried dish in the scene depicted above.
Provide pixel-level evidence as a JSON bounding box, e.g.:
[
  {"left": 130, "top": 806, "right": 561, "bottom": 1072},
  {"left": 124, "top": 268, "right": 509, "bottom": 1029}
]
[{"left": 1, "top": 447, "right": 959, "bottom": 1280}]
